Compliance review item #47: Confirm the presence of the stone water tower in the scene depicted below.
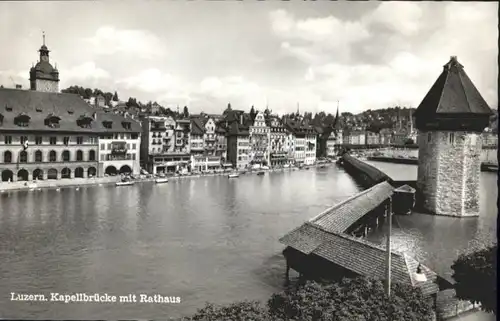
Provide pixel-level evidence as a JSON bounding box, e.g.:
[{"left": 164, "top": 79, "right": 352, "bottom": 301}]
[{"left": 414, "top": 56, "right": 493, "bottom": 217}]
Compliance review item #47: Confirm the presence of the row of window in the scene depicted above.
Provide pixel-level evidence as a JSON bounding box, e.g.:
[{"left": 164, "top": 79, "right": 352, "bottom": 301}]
[
  {"left": 101, "top": 154, "right": 136, "bottom": 161},
  {"left": 100, "top": 143, "right": 137, "bottom": 151},
  {"left": 1, "top": 150, "right": 96, "bottom": 163},
  {"left": 100, "top": 133, "right": 139, "bottom": 140},
  {"left": 2, "top": 135, "right": 97, "bottom": 145}
]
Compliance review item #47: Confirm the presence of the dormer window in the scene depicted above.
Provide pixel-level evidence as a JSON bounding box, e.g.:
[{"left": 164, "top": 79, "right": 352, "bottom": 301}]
[
  {"left": 15, "top": 113, "right": 31, "bottom": 127},
  {"left": 5, "top": 105, "right": 12, "bottom": 112},
  {"left": 122, "top": 121, "right": 131, "bottom": 130},
  {"left": 68, "top": 110, "right": 74, "bottom": 115},
  {"left": 77, "top": 114, "right": 93, "bottom": 128},
  {"left": 45, "top": 114, "right": 61, "bottom": 128},
  {"left": 102, "top": 121, "right": 113, "bottom": 129},
  {"left": 36, "top": 107, "right": 43, "bottom": 112}
]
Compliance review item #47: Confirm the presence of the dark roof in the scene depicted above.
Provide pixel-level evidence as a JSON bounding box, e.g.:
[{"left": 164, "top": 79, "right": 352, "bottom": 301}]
[
  {"left": 190, "top": 117, "right": 205, "bottom": 135},
  {"left": 310, "top": 181, "right": 394, "bottom": 234},
  {"left": 415, "top": 56, "right": 492, "bottom": 119},
  {"left": 0, "top": 88, "right": 141, "bottom": 133},
  {"left": 280, "top": 223, "right": 439, "bottom": 296}
]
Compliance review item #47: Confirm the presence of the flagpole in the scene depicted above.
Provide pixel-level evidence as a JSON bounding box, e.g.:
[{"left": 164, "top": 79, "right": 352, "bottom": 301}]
[{"left": 385, "top": 196, "right": 393, "bottom": 298}]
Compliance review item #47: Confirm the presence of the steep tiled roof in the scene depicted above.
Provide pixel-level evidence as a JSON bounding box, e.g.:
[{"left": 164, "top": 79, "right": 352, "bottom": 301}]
[
  {"left": 280, "top": 223, "right": 439, "bottom": 296},
  {"left": 190, "top": 117, "right": 205, "bottom": 135},
  {"left": 0, "top": 88, "right": 141, "bottom": 133},
  {"left": 311, "top": 181, "right": 394, "bottom": 234},
  {"left": 415, "top": 56, "right": 492, "bottom": 119}
]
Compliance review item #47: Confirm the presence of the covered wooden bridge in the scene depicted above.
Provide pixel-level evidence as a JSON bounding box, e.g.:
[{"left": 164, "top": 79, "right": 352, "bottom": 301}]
[{"left": 279, "top": 181, "right": 445, "bottom": 299}]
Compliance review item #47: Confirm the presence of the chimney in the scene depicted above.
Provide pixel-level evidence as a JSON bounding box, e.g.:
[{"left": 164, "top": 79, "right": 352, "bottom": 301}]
[
  {"left": 15, "top": 84, "right": 22, "bottom": 89},
  {"left": 240, "top": 113, "right": 243, "bottom": 125}
]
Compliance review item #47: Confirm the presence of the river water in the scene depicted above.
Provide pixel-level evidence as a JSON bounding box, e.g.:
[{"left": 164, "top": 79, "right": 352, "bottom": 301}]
[
  {"left": 0, "top": 163, "right": 496, "bottom": 320},
  {"left": 0, "top": 166, "right": 361, "bottom": 320},
  {"left": 365, "top": 161, "right": 498, "bottom": 281}
]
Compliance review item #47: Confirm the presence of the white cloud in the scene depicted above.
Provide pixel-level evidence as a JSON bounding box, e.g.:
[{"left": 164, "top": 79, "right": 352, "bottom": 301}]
[
  {"left": 269, "top": 3, "right": 497, "bottom": 113},
  {"left": 64, "top": 61, "right": 110, "bottom": 81},
  {"left": 365, "top": 2, "right": 424, "bottom": 36},
  {"left": 117, "top": 68, "right": 177, "bottom": 93},
  {"left": 85, "top": 26, "right": 167, "bottom": 59}
]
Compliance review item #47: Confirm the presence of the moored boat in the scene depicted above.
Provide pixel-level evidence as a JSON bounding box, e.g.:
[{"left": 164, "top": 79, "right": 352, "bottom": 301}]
[
  {"left": 116, "top": 177, "right": 134, "bottom": 186},
  {"left": 155, "top": 177, "right": 169, "bottom": 184},
  {"left": 256, "top": 171, "right": 265, "bottom": 176},
  {"left": 228, "top": 173, "right": 240, "bottom": 178}
]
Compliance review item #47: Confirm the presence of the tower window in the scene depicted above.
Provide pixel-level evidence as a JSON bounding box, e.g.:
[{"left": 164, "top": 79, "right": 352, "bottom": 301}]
[{"left": 449, "top": 133, "right": 455, "bottom": 145}]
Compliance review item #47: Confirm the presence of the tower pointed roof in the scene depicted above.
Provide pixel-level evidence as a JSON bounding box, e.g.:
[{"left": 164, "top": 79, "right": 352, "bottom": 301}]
[{"left": 414, "top": 56, "right": 492, "bottom": 131}]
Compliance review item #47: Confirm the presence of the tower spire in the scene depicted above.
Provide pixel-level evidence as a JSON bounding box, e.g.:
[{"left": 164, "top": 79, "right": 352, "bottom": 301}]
[{"left": 42, "top": 31, "right": 45, "bottom": 46}]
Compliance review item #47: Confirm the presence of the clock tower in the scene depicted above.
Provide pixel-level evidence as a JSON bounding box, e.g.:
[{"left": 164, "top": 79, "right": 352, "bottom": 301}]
[{"left": 29, "top": 32, "right": 60, "bottom": 93}]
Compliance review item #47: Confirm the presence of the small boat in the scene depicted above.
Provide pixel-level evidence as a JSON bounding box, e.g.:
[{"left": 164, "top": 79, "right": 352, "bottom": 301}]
[
  {"left": 228, "top": 173, "right": 240, "bottom": 178},
  {"left": 155, "top": 177, "right": 169, "bottom": 184},
  {"left": 116, "top": 177, "right": 134, "bottom": 186},
  {"left": 256, "top": 171, "right": 265, "bottom": 176}
]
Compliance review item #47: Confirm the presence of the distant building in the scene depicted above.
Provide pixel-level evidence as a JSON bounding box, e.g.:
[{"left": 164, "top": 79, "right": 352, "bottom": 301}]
[
  {"left": 267, "top": 115, "right": 291, "bottom": 167},
  {"left": 189, "top": 116, "right": 223, "bottom": 172},
  {"left": 284, "top": 118, "right": 316, "bottom": 165},
  {"left": 141, "top": 116, "right": 190, "bottom": 174},
  {"left": 365, "top": 131, "right": 380, "bottom": 145},
  {"left": 225, "top": 110, "right": 251, "bottom": 169},
  {"left": 249, "top": 111, "right": 270, "bottom": 166},
  {"left": 414, "top": 56, "right": 493, "bottom": 217}
]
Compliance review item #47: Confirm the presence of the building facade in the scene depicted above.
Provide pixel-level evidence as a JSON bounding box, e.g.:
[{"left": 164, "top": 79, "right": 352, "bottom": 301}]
[
  {"left": 141, "top": 116, "right": 190, "bottom": 174},
  {"left": 189, "top": 116, "right": 222, "bottom": 171},
  {"left": 225, "top": 111, "right": 251, "bottom": 169},
  {"left": 304, "top": 128, "right": 317, "bottom": 165},
  {"left": 415, "top": 56, "right": 493, "bottom": 217},
  {"left": 249, "top": 111, "right": 270, "bottom": 166},
  {"left": 267, "top": 116, "right": 290, "bottom": 167},
  {"left": 98, "top": 129, "right": 140, "bottom": 176},
  {"left": 0, "top": 40, "right": 141, "bottom": 182}
]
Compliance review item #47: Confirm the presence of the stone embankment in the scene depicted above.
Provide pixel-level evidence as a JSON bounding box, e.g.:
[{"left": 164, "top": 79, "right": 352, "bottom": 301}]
[{"left": 0, "top": 163, "right": 331, "bottom": 193}]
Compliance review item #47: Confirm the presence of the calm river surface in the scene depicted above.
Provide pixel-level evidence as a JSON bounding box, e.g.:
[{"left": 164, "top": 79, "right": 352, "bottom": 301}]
[
  {"left": 0, "top": 163, "right": 496, "bottom": 319},
  {"left": 0, "top": 166, "right": 361, "bottom": 320}
]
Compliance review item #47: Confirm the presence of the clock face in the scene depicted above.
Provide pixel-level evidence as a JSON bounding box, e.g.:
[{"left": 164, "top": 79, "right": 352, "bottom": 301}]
[{"left": 41, "top": 56, "right": 49, "bottom": 62}]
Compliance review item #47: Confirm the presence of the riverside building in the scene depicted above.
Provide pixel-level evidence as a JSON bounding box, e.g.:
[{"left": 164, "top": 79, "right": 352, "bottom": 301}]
[
  {"left": 0, "top": 38, "right": 141, "bottom": 183},
  {"left": 189, "top": 116, "right": 225, "bottom": 172},
  {"left": 140, "top": 115, "right": 191, "bottom": 174}
]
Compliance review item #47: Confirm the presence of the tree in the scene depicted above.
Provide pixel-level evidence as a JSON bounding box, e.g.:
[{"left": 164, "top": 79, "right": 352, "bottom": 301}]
[
  {"left": 183, "top": 301, "right": 274, "bottom": 321},
  {"left": 84, "top": 88, "right": 93, "bottom": 99},
  {"left": 112, "top": 91, "right": 119, "bottom": 101},
  {"left": 451, "top": 245, "right": 497, "bottom": 314},
  {"left": 250, "top": 105, "right": 257, "bottom": 120},
  {"left": 268, "top": 278, "right": 434, "bottom": 321},
  {"left": 183, "top": 106, "right": 189, "bottom": 118}
]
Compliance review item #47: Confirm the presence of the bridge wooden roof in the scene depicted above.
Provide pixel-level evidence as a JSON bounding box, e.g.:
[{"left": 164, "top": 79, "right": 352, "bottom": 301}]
[
  {"left": 308, "top": 181, "right": 394, "bottom": 234},
  {"left": 280, "top": 223, "right": 439, "bottom": 296}
]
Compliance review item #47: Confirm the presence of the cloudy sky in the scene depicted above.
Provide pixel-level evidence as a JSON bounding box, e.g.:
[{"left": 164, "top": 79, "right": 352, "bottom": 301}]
[{"left": 0, "top": 1, "right": 497, "bottom": 115}]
